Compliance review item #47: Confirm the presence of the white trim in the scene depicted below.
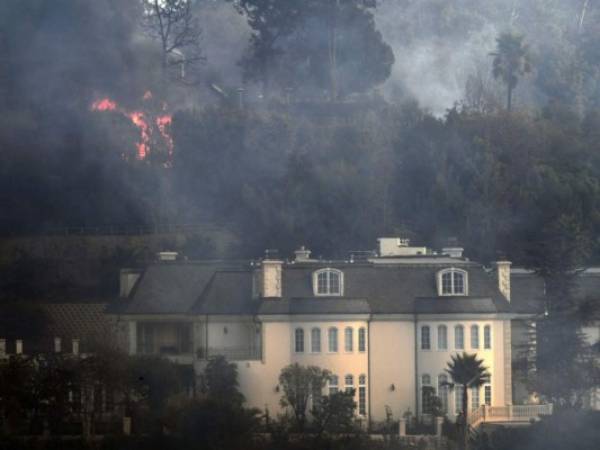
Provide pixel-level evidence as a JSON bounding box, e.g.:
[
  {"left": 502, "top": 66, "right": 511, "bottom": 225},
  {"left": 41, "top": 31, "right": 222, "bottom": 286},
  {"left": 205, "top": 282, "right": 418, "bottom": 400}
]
[
  {"left": 313, "top": 268, "right": 344, "bottom": 296},
  {"left": 437, "top": 268, "right": 469, "bottom": 296},
  {"left": 257, "top": 314, "right": 370, "bottom": 322}
]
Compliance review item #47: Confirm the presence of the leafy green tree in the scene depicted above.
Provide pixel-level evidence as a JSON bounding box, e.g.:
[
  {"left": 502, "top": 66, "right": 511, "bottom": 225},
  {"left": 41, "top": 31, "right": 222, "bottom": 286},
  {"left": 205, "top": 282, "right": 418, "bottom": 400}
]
[
  {"left": 0, "top": 355, "right": 37, "bottom": 435},
  {"left": 174, "top": 398, "right": 261, "bottom": 450},
  {"left": 128, "top": 355, "right": 186, "bottom": 433},
  {"left": 311, "top": 390, "right": 357, "bottom": 437},
  {"left": 522, "top": 216, "right": 600, "bottom": 409},
  {"left": 491, "top": 33, "right": 532, "bottom": 111},
  {"left": 230, "top": 0, "right": 394, "bottom": 98},
  {"left": 278, "top": 363, "right": 330, "bottom": 431},
  {"left": 203, "top": 355, "right": 245, "bottom": 406}
]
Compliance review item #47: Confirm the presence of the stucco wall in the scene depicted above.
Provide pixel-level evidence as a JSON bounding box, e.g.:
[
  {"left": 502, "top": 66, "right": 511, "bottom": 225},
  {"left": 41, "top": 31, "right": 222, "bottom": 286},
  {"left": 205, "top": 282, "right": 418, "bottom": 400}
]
[
  {"left": 369, "top": 320, "right": 416, "bottom": 422},
  {"left": 416, "top": 319, "right": 506, "bottom": 417},
  {"left": 235, "top": 319, "right": 370, "bottom": 418}
]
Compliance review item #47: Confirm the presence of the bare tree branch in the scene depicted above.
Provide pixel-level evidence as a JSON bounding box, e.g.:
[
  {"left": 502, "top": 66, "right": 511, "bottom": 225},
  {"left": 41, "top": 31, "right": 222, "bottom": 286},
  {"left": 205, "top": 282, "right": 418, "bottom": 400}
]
[{"left": 141, "top": 0, "right": 205, "bottom": 85}]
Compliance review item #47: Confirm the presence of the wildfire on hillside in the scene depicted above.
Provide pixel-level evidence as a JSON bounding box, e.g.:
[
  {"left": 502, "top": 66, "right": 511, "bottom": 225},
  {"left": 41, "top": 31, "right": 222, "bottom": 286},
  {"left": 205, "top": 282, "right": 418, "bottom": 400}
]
[{"left": 91, "top": 91, "right": 173, "bottom": 162}]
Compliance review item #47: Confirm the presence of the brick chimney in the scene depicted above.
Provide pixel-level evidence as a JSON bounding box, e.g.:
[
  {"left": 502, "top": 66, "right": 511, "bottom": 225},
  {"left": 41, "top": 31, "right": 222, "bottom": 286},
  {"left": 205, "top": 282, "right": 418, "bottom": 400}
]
[
  {"left": 261, "top": 249, "right": 283, "bottom": 298},
  {"left": 494, "top": 261, "right": 512, "bottom": 301}
]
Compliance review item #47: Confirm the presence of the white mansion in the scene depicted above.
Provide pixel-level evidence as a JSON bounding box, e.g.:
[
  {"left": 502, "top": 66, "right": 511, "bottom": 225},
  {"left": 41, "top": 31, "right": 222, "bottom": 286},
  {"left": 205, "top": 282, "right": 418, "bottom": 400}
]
[{"left": 107, "top": 238, "right": 569, "bottom": 424}]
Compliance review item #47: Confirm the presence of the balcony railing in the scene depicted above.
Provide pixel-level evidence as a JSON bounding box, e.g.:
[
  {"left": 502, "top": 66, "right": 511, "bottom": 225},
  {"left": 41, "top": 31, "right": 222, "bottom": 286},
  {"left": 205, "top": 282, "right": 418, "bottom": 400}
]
[
  {"left": 468, "top": 404, "right": 554, "bottom": 427},
  {"left": 197, "top": 346, "right": 261, "bottom": 361}
]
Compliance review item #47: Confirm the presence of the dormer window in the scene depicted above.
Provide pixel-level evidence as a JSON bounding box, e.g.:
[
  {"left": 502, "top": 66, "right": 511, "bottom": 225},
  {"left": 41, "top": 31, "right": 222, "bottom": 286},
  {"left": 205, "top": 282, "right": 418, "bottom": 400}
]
[
  {"left": 313, "top": 268, "right": 343, "bottom": 296},
  {"left": 437, "top": 268, "right": 468, "bottom": 296}
]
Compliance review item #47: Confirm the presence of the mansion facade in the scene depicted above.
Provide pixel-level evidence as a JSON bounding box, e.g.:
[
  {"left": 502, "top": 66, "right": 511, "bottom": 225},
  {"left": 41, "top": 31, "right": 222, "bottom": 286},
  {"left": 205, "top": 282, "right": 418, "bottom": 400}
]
[{"left": 108, "top": 239, "right": 524, "bottom": 423}]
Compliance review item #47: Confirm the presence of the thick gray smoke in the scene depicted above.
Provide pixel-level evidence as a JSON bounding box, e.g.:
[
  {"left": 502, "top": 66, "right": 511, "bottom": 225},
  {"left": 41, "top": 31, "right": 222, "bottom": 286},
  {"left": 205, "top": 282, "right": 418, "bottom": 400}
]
[{"left": 374, "top": 2, "right": 500, "bottom": 115}]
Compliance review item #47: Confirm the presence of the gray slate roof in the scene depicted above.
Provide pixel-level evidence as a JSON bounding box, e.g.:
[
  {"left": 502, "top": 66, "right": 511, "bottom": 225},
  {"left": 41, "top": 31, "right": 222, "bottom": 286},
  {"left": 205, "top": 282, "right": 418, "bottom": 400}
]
[
  {"left": 510, "top": 269, "right": 600, "bottom": 315},
  {"left": 258, "top": 298, "right": 371, "bottom": 315},
  {"left": 112, "top": 258, "right": 513, "bottom": 317}
]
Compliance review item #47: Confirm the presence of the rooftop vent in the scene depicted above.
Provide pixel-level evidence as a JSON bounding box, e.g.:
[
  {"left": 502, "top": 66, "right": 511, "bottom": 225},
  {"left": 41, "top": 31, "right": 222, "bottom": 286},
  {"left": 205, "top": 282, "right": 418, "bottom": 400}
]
[
  {"left": 157, "top": 251, "right": 178, "bottom": 261},
  {"left": 377, "top": 237, "right": 428, "bottom": 257},
  {"left": 442, "top": 237, "right": 464, "bottom": 258},
  {"left": 294, "top": 246, "right": 312, "bottom": 262}
]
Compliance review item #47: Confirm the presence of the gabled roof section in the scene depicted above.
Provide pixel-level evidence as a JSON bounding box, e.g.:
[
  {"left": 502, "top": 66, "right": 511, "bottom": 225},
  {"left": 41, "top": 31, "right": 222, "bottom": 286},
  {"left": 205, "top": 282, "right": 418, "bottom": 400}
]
[
  {"left": 110, "top": 262, "right": 246, "bottom": 315},
  {"left": 279, "top": 261, "right": 510, "bottom": 314},
  {"left": 192, "top": 270, "right": 259, "bottom": 314},
  {"left": 510, "top": 271, "right": 546, "bottom": 314},
  {"left": 510, "top": 268, "right": 600, "bottom": 316},
  {"left": 111, "top": 258, "right": 513, "bottom": 316},
  {"left": 258, "top": 298, "right": 370, "bottom": 315}
]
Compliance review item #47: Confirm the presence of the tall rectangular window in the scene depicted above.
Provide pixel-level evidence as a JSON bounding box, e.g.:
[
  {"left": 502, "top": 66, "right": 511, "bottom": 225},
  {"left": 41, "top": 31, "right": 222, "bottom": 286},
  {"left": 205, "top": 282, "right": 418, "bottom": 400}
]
[
  {"left": 484, "top": 325, "right": 491, "bottom": 349},
  {"left": 295, "top": 328, "right": 304, "bottom": 353},
  {"left": 344, "top": 327, "right": 353, "bottom": 352},
  {"left": 328, "top": 327, "right": 338, "bottom": 352},
  {"left": 344, "top": 374, "right": 354, "bottom": 393},
  {"left": 359, "top": 387, "right": 366, "bottom": 415},
  {"left": 311, "top": 328, "right": 321, "bottom": 353},
  {"left": 442, "top": 272, "right": 453, "bottom": 294},
  {"left": 455, "top": 385, "right": 464, "bottom": 414},
  {"left": 438, "top": 375, "right": 448, "bottom": 413},
  {"left": 329, "top": 375, "right": 338, "bottom": 395},
  {"left": 437, "top": 325, "right": 447, "bottom": 350},
  {"left": 317, "top": 272, "right": 328, "bottom": 294},
  {"left": 484, "top": 385, "right": 492, "bottom": 406},
  {"left": 358, "top": 327, "right": 366, "bottom": 352},
  {"left": 421, "top": 325, "right": 431, "bottom": 350},
  {"left": 471, "top": 386, "right": 480, "bottom": 411},
  {"left": 358, "top": 375, "right": 367, "bottom": 415},
  {"left": 471, "top": 325, "right": 479, "bottom": 349},
  {"left": 455, "top": 325, "right": 464, "bottom": 349}
]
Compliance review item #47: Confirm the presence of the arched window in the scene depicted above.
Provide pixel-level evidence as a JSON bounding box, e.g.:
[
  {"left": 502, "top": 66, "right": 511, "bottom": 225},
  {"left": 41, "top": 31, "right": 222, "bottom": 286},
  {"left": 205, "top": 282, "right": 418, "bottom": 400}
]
[
  {"left": 344, "top": 374, "right": 354, "bottom": 393},
  {"left": 455, "top": 325, "right": 464, "bottom": 349},
  {"left": 328, "top": 327, "right": 338, "bottom": 352},
  {"left": 437, "top": 325, "right": 448, "bottom": 350},
  {"left": 358, "top": 327, "right": 366, "bottom": 352},
  {"left": 294, "top": 328, "right": 304, "bottom": 353},
  {"left": 344, "top": 327, "right": 353, "bottom": 352},
  {"left": 329, "top": 375, "right": 339, "bottom": 395},
  {"left": 484, "top": 325, "right": 492, "bottom": 349},
  {"left": 358, "top": 374, "right": 367, "bottom": 415},
  {"left": 421, "top": 325, "right": 431, "bottom": 350},
  {"left": 437, "top": 269, "right": 468, "bottom": 296},
  {"left": 422, "top": 374, "right": 434, "bottom": 414},
  {"left": 311, "top": 328, "right": 321, "bottom": 353},
  {"left": 471, "top": 325, "right": 479, "bottom": 349},
  {"left": 313, "top": 268, "right": 344, "bottom": 296},
  {"left": 438, "top": 374, "right": 449, "bottom": 413}
]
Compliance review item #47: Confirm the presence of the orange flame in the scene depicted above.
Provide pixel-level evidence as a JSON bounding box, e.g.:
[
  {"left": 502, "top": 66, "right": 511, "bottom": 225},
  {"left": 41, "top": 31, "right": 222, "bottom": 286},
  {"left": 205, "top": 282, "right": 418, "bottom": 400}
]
[
  {"left": 91, "top": 98, "right": 117, "bottom": 111},
  {"left": 91, "top": 93, "right": 172, "bottom": 161}
]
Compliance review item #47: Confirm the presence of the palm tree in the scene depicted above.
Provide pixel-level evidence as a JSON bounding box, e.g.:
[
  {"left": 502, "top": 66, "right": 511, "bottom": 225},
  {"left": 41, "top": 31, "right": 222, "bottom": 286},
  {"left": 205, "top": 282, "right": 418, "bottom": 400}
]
[
  {"left": 490, "top": 32, "right": 531, "bottom": 111},
  {"left": 445, "top": 352, "right": 490, "bottom": 448}
]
